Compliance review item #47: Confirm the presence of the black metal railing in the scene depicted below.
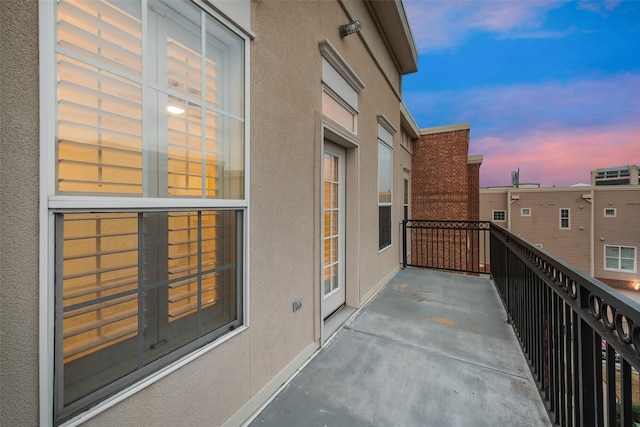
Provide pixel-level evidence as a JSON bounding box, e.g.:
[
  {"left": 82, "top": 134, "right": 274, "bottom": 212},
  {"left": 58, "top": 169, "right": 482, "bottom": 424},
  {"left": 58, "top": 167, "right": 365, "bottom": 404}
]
[
  {"left": 491, "top": 223, "right": 640, "bottom": 426},
  {"left": 401, "top": 219, "right": 490, "bottom": 274}
]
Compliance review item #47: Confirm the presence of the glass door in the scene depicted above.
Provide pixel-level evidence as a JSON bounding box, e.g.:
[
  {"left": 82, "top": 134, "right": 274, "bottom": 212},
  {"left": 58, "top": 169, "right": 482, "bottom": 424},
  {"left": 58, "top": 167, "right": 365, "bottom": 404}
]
[{"left": 322, "top": 142, "right": 346, "bottom": 318}]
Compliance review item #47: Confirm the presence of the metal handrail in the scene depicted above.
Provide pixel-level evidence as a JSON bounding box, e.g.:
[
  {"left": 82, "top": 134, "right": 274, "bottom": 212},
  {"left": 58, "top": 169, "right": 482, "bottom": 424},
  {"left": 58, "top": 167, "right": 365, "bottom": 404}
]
[
  {"left": 402, "top": 219, "right": 491, "bottom": 274},
  {"left": 490, "top": 222, "right": 640, "bottom": 426}
]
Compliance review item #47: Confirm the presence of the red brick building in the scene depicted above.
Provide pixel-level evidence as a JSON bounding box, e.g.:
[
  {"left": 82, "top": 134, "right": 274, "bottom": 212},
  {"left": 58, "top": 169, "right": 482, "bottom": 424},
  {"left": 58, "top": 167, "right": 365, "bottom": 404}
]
[{"left": 410, "top": 123, "right": 483, "bottom": 271}]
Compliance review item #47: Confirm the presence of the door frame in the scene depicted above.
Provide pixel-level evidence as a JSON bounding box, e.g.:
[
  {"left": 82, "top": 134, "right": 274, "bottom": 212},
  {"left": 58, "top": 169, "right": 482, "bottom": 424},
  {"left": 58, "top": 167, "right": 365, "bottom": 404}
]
[{"left": 319, "top": 121, "right": 360, "bottom": 343}]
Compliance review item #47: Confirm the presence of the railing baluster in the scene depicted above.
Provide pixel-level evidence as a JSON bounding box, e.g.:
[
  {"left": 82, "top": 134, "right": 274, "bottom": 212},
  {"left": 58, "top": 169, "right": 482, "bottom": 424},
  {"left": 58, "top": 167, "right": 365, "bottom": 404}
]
[
  {"left": 606, "top": 345, "right": 617, "bottom": 427},
  {"left": 621, "top": 360, "right": 632, "bottom": 427}
]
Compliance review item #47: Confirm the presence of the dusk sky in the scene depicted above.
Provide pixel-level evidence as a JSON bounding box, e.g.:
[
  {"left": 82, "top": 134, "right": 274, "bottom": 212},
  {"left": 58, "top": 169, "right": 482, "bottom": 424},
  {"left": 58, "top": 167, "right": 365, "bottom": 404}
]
[{"left": 402, "top": 0, "right": 640, "bottom": 187}]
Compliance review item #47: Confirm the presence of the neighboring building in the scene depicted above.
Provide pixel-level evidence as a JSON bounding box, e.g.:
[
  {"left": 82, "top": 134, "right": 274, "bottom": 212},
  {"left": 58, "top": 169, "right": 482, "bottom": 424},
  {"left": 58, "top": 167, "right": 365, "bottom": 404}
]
[
  {"left": 481, "top": 184, "right": 640, "bottom": 290},
  {"left": 1, "top": 1, "right": 442, "bottom": 426},
  {"left": 409, "top": 123, "right": 483, "bottom": 271},
  {"left": 411, "top": 123, "right": 482, "bottom": 222},
  {"left": 592, "top": 165, "right": 640, "bottom": 186}
]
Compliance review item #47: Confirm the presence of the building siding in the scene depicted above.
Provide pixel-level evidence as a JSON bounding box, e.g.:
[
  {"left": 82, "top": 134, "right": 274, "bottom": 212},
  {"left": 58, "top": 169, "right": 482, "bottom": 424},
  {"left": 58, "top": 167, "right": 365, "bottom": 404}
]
[
  {"left": 594, "top": 187, "right": 640, "bottom": 287},
  {"left": 481, "top": 186, "right": 640, "bottom": 290}
]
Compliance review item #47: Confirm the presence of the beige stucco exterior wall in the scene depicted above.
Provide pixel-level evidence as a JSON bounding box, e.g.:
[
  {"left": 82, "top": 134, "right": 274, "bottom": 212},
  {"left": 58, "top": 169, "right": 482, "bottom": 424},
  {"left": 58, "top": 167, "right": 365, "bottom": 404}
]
[
  {"left": 0, "top": 1, "right": 41, "bottom": 425},
  {"left": 340, "top": 1, "right": 402, "bottom": 98},
  {"left": 594, "top": 187, "right": 640, "bottom": 286},
  {"left": 0, "top": 1, "right": 413, "bottom": 425}
]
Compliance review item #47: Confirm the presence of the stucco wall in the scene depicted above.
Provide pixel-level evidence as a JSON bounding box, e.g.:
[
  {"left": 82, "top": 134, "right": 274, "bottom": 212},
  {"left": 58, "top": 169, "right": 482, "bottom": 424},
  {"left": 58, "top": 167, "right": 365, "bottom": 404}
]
[
  {"left": 0, "top": 0, "right": 41, "bottom": 424},
  {"left": 2, "top": 0, "right": 412, "bottom": 425},
  {"left": 247, "top": 0, "right": 322, "bottom": 396}
]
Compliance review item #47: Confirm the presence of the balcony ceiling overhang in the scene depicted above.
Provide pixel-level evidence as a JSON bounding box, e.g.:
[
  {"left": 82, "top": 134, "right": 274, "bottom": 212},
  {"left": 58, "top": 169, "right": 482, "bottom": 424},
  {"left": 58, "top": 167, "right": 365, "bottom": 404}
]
[{"left": 367, "top": 0, "right": 418, "bottom": 75}]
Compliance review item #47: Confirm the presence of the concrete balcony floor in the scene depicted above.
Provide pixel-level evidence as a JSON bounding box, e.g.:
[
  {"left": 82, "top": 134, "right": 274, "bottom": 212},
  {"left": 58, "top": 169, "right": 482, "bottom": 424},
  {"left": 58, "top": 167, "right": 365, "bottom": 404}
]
[{"left": 249, "top": 268, "right": 552, "bottom": 427}]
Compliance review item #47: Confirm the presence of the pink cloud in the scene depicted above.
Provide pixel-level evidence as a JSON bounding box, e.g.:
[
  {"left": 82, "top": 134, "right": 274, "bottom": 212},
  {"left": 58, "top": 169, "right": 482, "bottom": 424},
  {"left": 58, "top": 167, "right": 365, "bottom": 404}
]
[{"left": 477, "top": 125, "right": 640, "bottom": 187}]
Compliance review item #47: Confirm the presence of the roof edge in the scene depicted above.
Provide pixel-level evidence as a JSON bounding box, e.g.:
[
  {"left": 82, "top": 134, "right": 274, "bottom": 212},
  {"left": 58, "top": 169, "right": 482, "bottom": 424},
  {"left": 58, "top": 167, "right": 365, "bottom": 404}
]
[
  {"left": 400, "top": 102, "right": 419, "bottom": 139},
  {"left": 420, "top": 122, "right": 471, "bottom": 135},
  {"left": 367, "top": 0, "right": 418, "bottom": 74},
  {"left": 467, "top": 154, "right": 483, "bottom": 165}
]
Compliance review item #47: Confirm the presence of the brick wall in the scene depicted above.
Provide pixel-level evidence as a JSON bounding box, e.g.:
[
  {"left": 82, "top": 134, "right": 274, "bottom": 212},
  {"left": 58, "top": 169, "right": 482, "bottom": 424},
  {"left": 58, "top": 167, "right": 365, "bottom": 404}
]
[
  {"left": 467, "top": 162, "right": 481, "bottom": 221},
  {"left": 411, "top": 128, "right": 471, "bottom": 220},
  {"left": 409, "top": 125, "right": 482, "bottom": 271}
]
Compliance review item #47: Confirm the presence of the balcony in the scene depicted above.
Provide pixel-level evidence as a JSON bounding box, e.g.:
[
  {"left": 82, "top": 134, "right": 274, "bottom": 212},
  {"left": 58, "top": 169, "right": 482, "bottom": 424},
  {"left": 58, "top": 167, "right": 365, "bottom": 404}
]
[{"left": 250, "top": 222, "right": 640, "bottom": 427}]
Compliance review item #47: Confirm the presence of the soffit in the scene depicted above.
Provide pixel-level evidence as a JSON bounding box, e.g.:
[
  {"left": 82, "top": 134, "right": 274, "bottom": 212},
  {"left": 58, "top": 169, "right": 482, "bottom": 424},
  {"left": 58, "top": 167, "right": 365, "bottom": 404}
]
[{"left": 367, "top": 0, "right": 418, "bottom": 75}]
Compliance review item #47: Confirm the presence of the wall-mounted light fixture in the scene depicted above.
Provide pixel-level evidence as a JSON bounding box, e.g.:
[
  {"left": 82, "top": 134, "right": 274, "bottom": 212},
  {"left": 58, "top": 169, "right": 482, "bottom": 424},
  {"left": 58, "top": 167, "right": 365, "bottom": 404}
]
[{"left": 339, "top": 20, "right": 361, "bottom": 37}]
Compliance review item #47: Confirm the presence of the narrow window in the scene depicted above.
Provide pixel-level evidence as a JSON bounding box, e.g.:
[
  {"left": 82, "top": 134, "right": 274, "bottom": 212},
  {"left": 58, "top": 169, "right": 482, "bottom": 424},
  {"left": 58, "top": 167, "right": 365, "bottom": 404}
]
[
  {"left": 604, "top": 208, "right": 616, "bottom": 217},
  {"left": 521, "top": 208, "right": 531, "bottom": 216},
  {"left": 403, "top": 171, "right": 410, "bottom": 221},
  {"left": 492, "top": 210, "right": 506, "bottom": 222},
  {"left": 378, "top": 140, "right": 392, "bottom": 249},
  {"left": 560, "top": 208, "right": 570, "bottom": 229}
]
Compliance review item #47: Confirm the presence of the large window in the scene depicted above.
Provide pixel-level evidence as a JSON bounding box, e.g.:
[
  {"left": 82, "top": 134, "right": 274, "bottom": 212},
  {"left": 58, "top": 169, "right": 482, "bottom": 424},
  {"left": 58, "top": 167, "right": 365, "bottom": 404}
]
[
  {"left": 49, "top": 0, "right": 247, "bottom": 423},
  {"left": 560, "top": 208, "right": 570, "bottom": 229},
  {"left": 605, "top": 245, "right": 637, "bottom": 273},
  {"left": 378, "top": 140, "right": 392, "bottom": 250}
]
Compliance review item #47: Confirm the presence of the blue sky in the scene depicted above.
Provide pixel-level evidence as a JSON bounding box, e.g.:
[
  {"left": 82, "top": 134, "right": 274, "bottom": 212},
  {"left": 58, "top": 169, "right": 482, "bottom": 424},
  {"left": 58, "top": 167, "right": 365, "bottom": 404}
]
[{"left": 402, "top": 0, "right": 640, "bottom": 187}]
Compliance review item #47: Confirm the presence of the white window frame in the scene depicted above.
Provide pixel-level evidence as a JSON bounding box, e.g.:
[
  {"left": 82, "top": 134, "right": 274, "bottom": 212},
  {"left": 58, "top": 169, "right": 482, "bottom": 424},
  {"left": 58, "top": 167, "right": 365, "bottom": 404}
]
[
  {"left": 377, "top": 115, "right": 396, "bottom": 252},
  {"left": 604, "top": 208, "right": 617, "bottom": 217},
  {"left": 604, "top": 245, "right": 637, "bottom": 273},
  {"left": 492, "top": 210, "right": 506, "bottom": 222},
  {"left": 521, "top": 208, "right": 531, "bottom": 217},
  {"left": 403, "top": 170, "right": 410, "bottom": 221},
  {"left": 322, "top": 85, "right": 358, "bottom": 134},
  {"left": 39, "top": 1, "right": 251, "bottom": 425},
  {"left": 559, "top": 208, "right": 570, "bottom": 229}
]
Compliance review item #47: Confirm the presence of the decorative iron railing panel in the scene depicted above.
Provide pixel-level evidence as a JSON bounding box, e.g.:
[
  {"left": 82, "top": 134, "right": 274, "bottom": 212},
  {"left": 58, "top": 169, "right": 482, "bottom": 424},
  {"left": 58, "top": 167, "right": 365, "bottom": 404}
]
[
  {"left": 401, "top": 219, "right": 490, "bottom": 274},
  {"left": 491, "top": 223, "right": 640, "bottom": 427}
]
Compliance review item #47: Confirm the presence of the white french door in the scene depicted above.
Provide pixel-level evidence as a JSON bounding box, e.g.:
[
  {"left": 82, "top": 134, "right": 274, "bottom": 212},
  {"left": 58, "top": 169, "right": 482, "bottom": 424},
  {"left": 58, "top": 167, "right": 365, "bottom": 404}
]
[{"left": 322, "top": 142, "right": 346, "bottom": 319}]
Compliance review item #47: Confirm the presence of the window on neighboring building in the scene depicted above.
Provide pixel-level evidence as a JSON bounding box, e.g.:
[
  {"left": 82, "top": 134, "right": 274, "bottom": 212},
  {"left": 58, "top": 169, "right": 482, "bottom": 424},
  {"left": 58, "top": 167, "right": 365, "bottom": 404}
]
[
  {"left": 604, "top": 208, "right": 617, "bottom": 217},
  {"left": 521, "top": 208, "right": 531, "bottom": 216},
  {"left": 605, "top": 245, "right": 637, "bottom": 273},
  {"left": 378, "top": 140, "right": 392, "bottom": 250},
  {"left": 492, "top": 210, "right": 506, "bottom": 222},
  {"left": 50, "top": 0, "right": 247, "bottom": 423},
  {"left": 559, "top": 208, "right": 570, "bottom": 229}
]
